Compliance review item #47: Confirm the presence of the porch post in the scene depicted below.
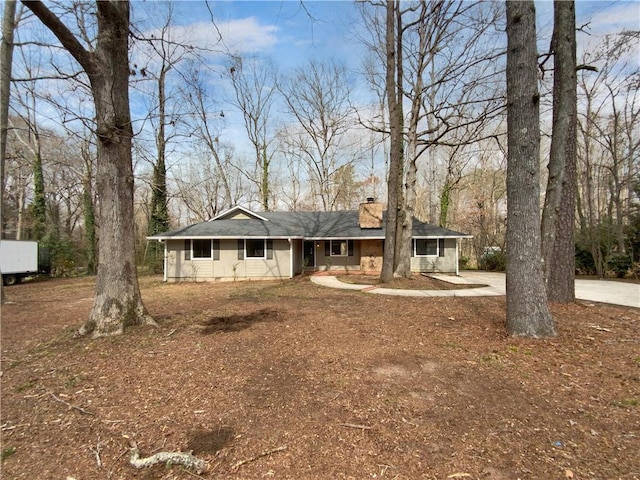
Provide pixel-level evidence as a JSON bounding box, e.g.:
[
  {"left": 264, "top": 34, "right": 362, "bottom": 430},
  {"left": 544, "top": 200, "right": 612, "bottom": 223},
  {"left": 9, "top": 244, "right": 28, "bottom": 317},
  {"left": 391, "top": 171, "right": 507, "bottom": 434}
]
[
  {"left": 289, "top": 238, "right": 293, "bottom": 278},
  {"left": 163, "top": 240, "right": 168, "bottom": 282}
]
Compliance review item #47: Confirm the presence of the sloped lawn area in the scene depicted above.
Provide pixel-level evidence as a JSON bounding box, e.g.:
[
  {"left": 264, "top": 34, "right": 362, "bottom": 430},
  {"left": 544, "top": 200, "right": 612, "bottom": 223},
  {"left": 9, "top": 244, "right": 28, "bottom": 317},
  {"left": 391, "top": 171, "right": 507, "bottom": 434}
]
[{"left": 1, "top": 275, "right": 638, "bottom": 479}]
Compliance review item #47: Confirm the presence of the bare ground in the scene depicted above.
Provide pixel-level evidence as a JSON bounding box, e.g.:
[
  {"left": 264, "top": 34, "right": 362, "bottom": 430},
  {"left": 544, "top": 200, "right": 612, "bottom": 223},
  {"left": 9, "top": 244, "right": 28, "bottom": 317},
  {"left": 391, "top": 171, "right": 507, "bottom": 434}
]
[{"left": 1, "top": 274, "right": 639, "bottom": 480}]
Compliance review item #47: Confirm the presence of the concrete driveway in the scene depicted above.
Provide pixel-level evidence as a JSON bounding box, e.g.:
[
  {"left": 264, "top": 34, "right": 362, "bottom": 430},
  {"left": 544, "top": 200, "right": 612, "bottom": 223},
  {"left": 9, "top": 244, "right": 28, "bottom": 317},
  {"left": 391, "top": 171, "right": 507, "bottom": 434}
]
[
  {"left": 311, "top": 271, "right": 639, "bottom": 308},
  {"left": 459, "top": 271, "right": 639, "bottom": 308}
]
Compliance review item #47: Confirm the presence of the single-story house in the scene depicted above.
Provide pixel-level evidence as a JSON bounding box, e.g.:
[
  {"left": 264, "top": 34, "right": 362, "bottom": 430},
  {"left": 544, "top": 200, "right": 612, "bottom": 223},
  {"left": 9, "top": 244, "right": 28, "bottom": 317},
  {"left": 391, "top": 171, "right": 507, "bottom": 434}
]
[{"left": 148, "top": 200, "right": 472, "bottom": 282}]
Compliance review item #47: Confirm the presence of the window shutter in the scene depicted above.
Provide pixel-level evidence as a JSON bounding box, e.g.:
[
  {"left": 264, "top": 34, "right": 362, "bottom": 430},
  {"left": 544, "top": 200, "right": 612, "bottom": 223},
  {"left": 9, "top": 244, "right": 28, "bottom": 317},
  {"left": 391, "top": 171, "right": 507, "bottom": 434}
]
[
  {"left": 213, "top": 240, "right": 220, "bottom": 260},
  {"left": 184, "top": 239, "right": 191, "bottom": 260},
  {"left": 439, "top": 238, "right": 445, "bottom": 257},
  {"left": 237, "top": 240, "right": 244, "bottom": 260},
  {"left": 347, "top": 240, "right": 354, "bottom": 256},
  {"left": 324, "top": 241, "right": 330, "bottom": 257},
  {"left": 411, "top": 239, "right": 415, "bottom": 257},
  {"left": 267, "top": 240, "right": 273, "bottom": 260}
]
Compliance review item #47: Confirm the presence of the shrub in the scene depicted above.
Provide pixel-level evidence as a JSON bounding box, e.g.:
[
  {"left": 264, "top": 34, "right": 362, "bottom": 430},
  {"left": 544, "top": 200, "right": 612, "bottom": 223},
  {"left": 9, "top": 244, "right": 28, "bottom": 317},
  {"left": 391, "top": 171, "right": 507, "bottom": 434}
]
[
  {"left": 575, "top": 244, "right": 596, "bottom": 275},
  {"left": 607, "top": 254, "right": 632, "bottom": 278},
  {"left": 479, "top": 251, "right": 506, "bottom": 271}
]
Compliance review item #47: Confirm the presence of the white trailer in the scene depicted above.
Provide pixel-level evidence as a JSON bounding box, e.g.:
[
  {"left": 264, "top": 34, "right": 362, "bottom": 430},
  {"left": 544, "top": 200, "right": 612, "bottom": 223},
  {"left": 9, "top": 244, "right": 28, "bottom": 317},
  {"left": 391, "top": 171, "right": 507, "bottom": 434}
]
[{"left": 0, "top": 240, "right": 39, "bottom": 285}]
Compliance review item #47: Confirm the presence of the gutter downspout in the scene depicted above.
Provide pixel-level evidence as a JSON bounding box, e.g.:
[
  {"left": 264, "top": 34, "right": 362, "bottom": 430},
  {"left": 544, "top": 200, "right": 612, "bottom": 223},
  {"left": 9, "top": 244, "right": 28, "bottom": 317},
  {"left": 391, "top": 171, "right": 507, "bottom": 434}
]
[{"left": 455, "top": 239, "right": 459, "bottom": 276}]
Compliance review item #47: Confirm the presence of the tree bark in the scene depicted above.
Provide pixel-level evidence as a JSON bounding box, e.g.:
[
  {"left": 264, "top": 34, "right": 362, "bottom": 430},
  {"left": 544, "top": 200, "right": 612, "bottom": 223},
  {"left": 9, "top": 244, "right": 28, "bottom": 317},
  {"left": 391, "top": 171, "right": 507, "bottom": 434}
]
[
  {"left": 396, "top": 3, "right": 428, "bottom": 279},
  {"left": 541, "top": 0, "right": 577, "bottom": 302},
  {"left": 505, "top": 0, "right": 555, "bottom": 337},
  {"left": 23, "top": 1, "right": 154, "bottom": 337},
  {"left": 1, "top": 0, "right": 18, "bottom": 303},
  {"left": 81, "top": 143, "right": 97, "bottom": 275},
  {"left": 147, "top": 64, "right": 170, "bottom": 272},
  {"left": 29, "top": 148, "right": 46, "bottom": 240},
  {"left": 381, "top": 0, "right": 404, "bottom": 283}
]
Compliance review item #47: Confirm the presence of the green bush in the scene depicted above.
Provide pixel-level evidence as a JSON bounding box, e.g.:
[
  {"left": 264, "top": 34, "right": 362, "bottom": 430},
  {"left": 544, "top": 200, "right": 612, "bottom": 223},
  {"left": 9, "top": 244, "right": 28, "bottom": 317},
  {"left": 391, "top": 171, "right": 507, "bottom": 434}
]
[
  {"left": 607, "top": 254, "right": 632, "bottom": 278},
  {"left": 42, "top": 234, "right": 77, "bottom": 277},
  {"left": 479, "top": 251, "right": 506, "bottom": 271},
  {"left": 575, "top": 245, "right": 596, "bottom": 275}
]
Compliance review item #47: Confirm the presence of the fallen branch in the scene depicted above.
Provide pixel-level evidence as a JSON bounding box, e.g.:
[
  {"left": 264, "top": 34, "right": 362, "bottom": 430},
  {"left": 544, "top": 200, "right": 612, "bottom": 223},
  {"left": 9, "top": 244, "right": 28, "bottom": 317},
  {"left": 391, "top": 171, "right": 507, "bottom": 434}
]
[
  {"left": 1, "top": 423, "right": 31, "bottom": 431},
  {"left": 589, "top": 324, "right": 612, "bottom": 332},
  {"left": 89, "top": 438, "right": 102, "bottom": 468},
  {"left": 340, "top": 423, "right": 372, "bottom": 430},
  {"left": 230, "top": 445, "right": 287, "bottom": 472},
  {"left": 49, "top": 392, "right": 94, "bottom": 415},
  {"left": 129, "top": 441, "right": 207, "bottom": 474}
]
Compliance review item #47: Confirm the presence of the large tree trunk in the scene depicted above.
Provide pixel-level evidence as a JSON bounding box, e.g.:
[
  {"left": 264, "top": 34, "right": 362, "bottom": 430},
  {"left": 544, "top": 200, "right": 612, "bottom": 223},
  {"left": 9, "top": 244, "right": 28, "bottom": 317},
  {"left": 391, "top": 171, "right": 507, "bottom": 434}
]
[
  {"left": 147, "top": 66, "right": 170, "bottom": 272},
  {"left": 505, "top": 1, "right": 555, "bottom": 337},
  {"left": 381, "top": 0, "right": 404, "bottom": 283},
  {"left": 1, "top": 0, "right": 18, "bottom": 304},
  {"left": 81, "top": 142, "right": 97, "bottom": 274},
  {"left": 541, "top": 0, "right": 577, "bottom": 302},
  {"left": 30, "top": 148, "right": 46, "bottom": 240},
  {"left": 24, "top": 1, "right": 154, "bottom": 337},
  {"left": 396, "top": 4, "right": 428, "bottom": 280},
  {"left": 82, "top": 2, "right": 153, "bottom": 336}
]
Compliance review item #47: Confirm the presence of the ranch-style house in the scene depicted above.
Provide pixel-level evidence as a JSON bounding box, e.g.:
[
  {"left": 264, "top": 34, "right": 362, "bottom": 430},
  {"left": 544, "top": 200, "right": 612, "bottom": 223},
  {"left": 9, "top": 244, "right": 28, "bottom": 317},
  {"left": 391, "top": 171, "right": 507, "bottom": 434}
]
[{"left": 148, "top": 200, "right": 472, "bottom": 282}]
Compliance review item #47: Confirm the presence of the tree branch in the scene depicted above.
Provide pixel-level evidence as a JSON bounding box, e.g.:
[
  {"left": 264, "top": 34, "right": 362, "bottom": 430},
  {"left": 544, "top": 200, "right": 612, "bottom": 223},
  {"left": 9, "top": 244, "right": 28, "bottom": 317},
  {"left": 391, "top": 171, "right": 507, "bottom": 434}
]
[
  {"left": 129, "top": 441, "right": 208, "bottom": 474},
  {"left": 21, "top": 1, "right": 95, "bottom": 75},
  {"left": 576, "top": 64, "right": 598, "bottom": 73}
]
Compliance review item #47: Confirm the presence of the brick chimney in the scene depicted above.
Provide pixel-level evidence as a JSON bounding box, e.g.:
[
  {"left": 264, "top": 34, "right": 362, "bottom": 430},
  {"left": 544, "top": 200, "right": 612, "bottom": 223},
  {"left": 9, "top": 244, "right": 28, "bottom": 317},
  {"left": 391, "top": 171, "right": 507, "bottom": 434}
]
[{"left": 359, "top": 198, "right": 383, "bottom": 229}]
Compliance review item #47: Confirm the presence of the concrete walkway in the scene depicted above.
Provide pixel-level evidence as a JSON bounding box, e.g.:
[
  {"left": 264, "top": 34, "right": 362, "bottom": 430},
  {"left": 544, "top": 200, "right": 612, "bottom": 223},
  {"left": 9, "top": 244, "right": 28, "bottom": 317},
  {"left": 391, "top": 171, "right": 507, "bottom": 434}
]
[{"left": 310, "top": 271, "right": 639, "bottom": 308}]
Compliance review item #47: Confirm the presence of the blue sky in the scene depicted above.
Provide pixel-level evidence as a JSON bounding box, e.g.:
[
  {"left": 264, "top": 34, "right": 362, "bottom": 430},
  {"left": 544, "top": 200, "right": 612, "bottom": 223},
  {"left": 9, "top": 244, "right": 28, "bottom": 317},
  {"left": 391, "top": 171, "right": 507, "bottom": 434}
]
[
  {"left": 134, "top": 1, "right": 639, "bottom": 62},
  {"left": 12, "top": 0, "right": 640, "bottom": 166},
  {"left": 127, "top": 0, "right": 638, "bottom": 145},
  {"left": 131, "top": 1, "right": 368, "bottom": 75}
]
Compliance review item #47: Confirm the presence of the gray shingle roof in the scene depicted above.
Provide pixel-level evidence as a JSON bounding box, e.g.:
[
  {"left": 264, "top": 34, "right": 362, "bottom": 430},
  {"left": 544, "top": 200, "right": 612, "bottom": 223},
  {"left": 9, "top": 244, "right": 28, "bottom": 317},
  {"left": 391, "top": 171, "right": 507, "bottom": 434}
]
[{"left": 149, "top": 208, "right": 471, "bottom": 240}]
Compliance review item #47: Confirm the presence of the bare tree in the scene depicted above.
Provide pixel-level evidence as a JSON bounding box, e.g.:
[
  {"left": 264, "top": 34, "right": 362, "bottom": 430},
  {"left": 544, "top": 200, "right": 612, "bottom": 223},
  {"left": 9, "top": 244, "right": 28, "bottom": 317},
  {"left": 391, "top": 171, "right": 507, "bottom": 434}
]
[
  {"left": 133, "top": 5, "right": 196, "bottom": 270},
  {"left": 279, "top": 60, "right": 359, "bottom": 212},
  {"left": 576, "top": 31, "right": 639, "bottom": 276},
  {"left": 183, "top": 63, "right": 234, "bottom": 209},
  {"left": 541, "top": 0, "right": 577, "bottom": 302},
  {"left": 359, "top": 1, "right": 505, "bottom": 280},
  {"left": 23, "top": 0, "right": 154, "bottom": 337},
  {"left": 505, "top": 0, "right": 555, "bottom": 337},
  {"left": 380, "top": 0, "right": 404, "bottom": 282},
  {"left": 1, "top": 0, "right": 20, "bottom": 302},
  {"left": 8, "top": 85, "right": 47, "bottom": 241},
  {"left": 172, "top": 145, "right": 246, "bottom": 223},
  {"left": 229, "top": 56, "right": 278, "bottom": 211}
]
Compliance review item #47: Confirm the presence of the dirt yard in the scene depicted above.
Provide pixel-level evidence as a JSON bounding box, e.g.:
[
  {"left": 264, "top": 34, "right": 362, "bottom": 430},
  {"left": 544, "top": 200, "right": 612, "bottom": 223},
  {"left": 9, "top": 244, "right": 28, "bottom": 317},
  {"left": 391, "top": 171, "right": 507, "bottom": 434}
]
[{"left": 1, "top": 275, "right": 638, "bottom": 479}]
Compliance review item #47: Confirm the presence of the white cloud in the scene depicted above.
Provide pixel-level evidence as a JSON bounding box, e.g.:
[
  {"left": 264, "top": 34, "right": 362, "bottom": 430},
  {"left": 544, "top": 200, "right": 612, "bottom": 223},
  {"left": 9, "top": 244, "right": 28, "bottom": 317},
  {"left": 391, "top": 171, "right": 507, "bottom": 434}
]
[
  {"left": 150, "top": 17, "right": 279, "bottom": 56},
  {"left": 219, "top": 17, "right": 279, "bottom": 54},
  {"left": 579, "top": 2, "right": 640, "bottom": 36}
]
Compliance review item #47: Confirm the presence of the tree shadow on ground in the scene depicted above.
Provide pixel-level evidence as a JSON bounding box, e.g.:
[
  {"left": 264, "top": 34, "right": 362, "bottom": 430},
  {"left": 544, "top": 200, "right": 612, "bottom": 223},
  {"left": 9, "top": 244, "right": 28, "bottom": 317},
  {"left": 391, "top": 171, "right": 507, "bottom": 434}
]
[
  {"left": 199, "top": 308, "right": 281, "bottom": 334},
  {"left": 187, "top": 426, "right": 235, "bottom": 454}
]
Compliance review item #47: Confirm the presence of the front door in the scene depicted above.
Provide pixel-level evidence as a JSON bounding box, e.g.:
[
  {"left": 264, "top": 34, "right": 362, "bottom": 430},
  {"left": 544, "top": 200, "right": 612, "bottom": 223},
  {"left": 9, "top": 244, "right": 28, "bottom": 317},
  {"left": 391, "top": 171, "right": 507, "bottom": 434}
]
[{"left": 303, "top": 241, "right": 315, "bottom": 269}]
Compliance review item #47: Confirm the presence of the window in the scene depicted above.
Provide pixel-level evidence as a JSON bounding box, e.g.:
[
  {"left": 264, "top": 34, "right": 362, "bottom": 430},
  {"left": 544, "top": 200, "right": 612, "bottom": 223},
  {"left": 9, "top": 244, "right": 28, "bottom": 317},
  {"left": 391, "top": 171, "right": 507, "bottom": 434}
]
[
  {"left": 245, "top": 239, "right": 266, "bottom": 258},
  {"left": 193, "top": 239, "right": 212, "bottom": 258},
  {"left": 330, "top": 240, "right": 354, "bottom": 257},
  {"left": 414, "top": 239, "right": 438, "bottom": 256}
]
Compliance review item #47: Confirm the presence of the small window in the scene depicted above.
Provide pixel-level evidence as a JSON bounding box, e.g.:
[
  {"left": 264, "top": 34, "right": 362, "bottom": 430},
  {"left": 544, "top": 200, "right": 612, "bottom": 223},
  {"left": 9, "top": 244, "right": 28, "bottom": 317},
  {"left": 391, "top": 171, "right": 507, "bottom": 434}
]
[
  {"left": 213, "top": 239, "right": 220, "bottom": 260},
  {"left": 193, "top": 239, "right": 212, "bottom": 258},
  {"left": 331, "top": 240, "right": 347, "bottom": 256},
  {"left": 246, "top": 239, "right": 266, "bottom": 258},
  {"left": 415, "top": 239, "right": 438, "bottom": 256},
  {"left": 330, "top": 240, "right": 353, "bottom": 257}
]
